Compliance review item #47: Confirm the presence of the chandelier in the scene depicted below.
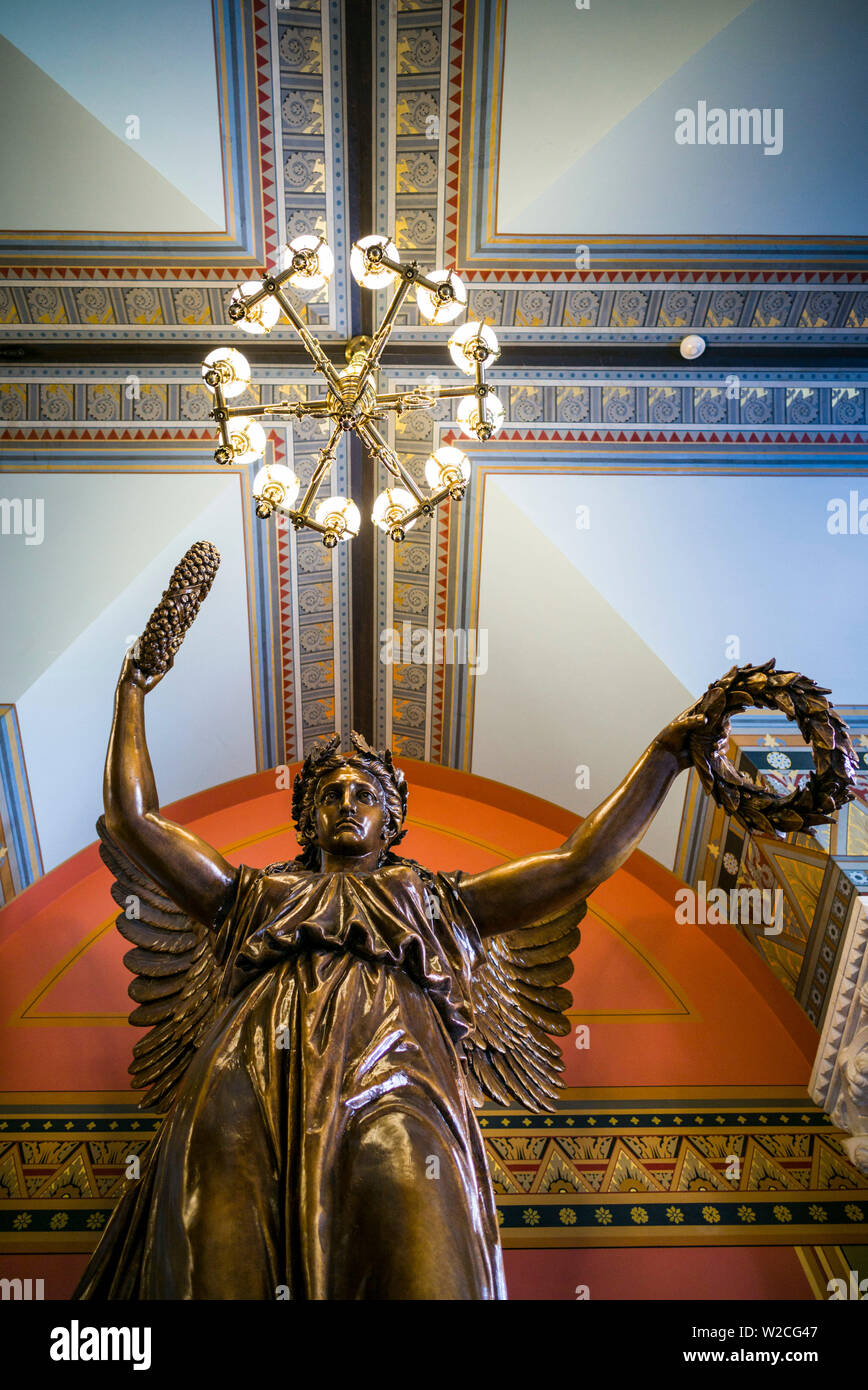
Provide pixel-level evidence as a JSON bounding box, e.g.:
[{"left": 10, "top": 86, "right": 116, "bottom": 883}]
[{"left": 200, "top": 234, "right": 503, "bottom": 546}]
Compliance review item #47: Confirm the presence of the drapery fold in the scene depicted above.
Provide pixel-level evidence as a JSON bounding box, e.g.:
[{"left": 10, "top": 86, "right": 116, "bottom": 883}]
[{"left": 75, "top": 862, "right": 506, "bottom": 1301}]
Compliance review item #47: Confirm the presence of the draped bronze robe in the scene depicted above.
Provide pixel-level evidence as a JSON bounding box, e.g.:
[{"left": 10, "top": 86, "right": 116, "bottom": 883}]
[{"left": 76, "top": 861, "right": 506, "bottom": 1300}]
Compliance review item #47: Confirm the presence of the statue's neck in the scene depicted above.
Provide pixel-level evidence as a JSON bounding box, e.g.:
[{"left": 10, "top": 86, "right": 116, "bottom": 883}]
[{"left": 318, "top": 848, "right": 384, "bottom": 874}]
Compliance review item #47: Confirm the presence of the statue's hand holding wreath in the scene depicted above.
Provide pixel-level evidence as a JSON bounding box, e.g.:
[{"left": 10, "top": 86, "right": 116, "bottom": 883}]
[
  {"left": 654, "top": 697, "right": 730, "bottom": 775},
  {"left": 657, "top": 659, "right": 859, "bottom": 837}
]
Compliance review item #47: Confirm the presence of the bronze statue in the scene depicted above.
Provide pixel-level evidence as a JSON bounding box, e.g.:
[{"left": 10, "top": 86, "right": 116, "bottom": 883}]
[{"left": 75, "top": 545, "right": 856, "bottom": 1301}]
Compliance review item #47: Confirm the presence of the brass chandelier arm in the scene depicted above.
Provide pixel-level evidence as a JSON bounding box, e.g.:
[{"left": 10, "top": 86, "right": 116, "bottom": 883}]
[
  {"left": 210, "top": 380, "right": 233, "bottom": 453},
  {"left": 356, "top": 419, "right": 425, "bottom": 503},
  {"left": 374, "top": 253, "right": 452, "bottom": 297},
  {"left": 348, "top": 276, "right": 415, "bottom": 407},
  {"left": 395, "top": 483, "right": 453, "bottom": 532},
  {"left": 203, "top": 234, "right": 500, "bottom": 543},
  {"left": 432, "top": 384, "right": 484, "bottom": 400},
  {"left": 295, "top": 418, "right": 344, "bottom": 517},
  {"left": 364, "top": 398, "right": 411, "bottom": 416},
  {"left": 283, "top": 510, "right": 333, "bottom": 538},
  {"left": 371, "top": 386, "right": 462, "bottom": 406},
  {"left": 271, "top": 288, "right": 344, "bottom": 394},
  {"left": 219, "top": 400, "right": 333, "bottom": 421},
  {"left": 372, "top": 384, "right": 490, "bottom": 415},
  {"left": 230, "top": 282, "right": 274, "bottom": 312}
]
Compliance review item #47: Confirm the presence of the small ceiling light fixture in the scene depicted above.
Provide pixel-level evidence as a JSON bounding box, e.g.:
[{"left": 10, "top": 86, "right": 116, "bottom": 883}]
[
  {"left": 201, "top": 234, "right": 503, "bottom": 546},
  {"left": 679, "top": 333, "right": 707, "bottom": 360}
]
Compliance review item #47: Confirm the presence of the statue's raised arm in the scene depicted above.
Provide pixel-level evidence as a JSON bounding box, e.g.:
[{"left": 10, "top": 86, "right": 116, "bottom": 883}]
[
  {"left": 457, "top": 702, "right": 708, "bottom": 942},
  {"left": 97, "top": 542, "right": 240, "bottom": 1114},
  {"left": 103, "top": 542, "right": 238, "bottom": 930},
  {"left": 454, "top": 663, "right": 857, "bottom": 1112},
  {"left": 457, "top": 661, "right": 859, "bottom": 942},
  {"left": 105, "top": 650, "right": 237, "bottom": 928}
]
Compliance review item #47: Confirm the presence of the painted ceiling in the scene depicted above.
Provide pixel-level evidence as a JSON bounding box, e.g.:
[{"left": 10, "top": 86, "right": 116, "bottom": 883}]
[
  {"left": 1, "top": 0, "right": 868, "bottom": 1299},
  {"left": 1, "top": 0, "right": 866, "bottom": 906},
  {"left": 498, "top": 0, "right": 868, "bottom": 238},
  {"left": 0, "top": 0, "right": 225, "bottom": 233}
]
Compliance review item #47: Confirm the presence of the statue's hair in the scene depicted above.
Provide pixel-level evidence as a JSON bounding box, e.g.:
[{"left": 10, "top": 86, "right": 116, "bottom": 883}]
[{"left": 287, "top": 731, "right": 409, "bottom": 870}]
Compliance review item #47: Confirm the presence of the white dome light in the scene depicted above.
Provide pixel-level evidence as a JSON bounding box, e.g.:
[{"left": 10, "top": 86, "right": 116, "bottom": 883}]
[
  {"left": 350, "top": 235, "right": 400, "bottom": 290},
  {"left": 372, "top": 488, "right": 418, "bottom": 537},
  {"left": 230, "top": 283, "right": 280, "bottom": 335},
  {"left": 227, "top": 417, "right": 267, "bottom": 463},
  {"left": 314, "top": 495, "right": 362, "bottom": 542},
  {"left": 424, "top": 446, "right": 471, "bottom": 491},
  {"left": 201, "top": 348, "right": 251, "bottom": 399},
  {"left": 252, "top": 463, "right": 300, "bottom": 512},
  {"left": 447, "top": 321, "right": 499, "bottom": 375},
  {"left": 282, "top": 236, "right": 335, "bottom": 291},
  {"left": 457, "top": 392, "right": 505, "bottom": 440},
  {"left": 416, "top": 270, "right": 467, "bottom": 324},
  {"left": 679, "top": 334, "right": 706, "bottom": 360}
]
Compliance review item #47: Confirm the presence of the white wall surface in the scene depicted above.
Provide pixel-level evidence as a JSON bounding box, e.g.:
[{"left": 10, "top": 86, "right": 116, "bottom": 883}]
[
  {"left": 471, "top": 480, "right": 693, "bottom": 871},
  {"left": 15, "top": 487, "right": 256, "bottom": 871}
]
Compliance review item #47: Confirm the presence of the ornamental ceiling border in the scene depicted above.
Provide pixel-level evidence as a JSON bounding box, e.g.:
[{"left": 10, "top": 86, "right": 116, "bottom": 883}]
[
  {"left": 0, "top": 0, "right": 351, "bottom": 342},
  {"left": 1, "top": 1096, "right": 865, "bottom": 1253},
  {"left": 0, "top": 427, "right": 352, "bottom": 769},
  {"left": 369, "top": 376, "right": 868, "bottom": 764},
  {"left": 374, "top": 0, "right": 868, "bottom": 345}
]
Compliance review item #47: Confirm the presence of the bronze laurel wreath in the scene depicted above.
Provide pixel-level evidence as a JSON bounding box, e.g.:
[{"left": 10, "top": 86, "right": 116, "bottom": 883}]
[{"left": 688, "top": 659, "right": 859, "bottom": 836}]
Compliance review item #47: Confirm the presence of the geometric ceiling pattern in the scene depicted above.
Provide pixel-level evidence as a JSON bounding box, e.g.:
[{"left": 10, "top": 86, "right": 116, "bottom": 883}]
[
  {"left": 2, "top": 0, "right": 868, "bottom": 1301},
  {"left": 2, "top": 0, "right": 867, "bottom": 883},
  {"left": 0, "top": 4, "right": 224, "bottom": 235},
  {"left": 497, "top": 0, "right": 868, "bottom": 244}
]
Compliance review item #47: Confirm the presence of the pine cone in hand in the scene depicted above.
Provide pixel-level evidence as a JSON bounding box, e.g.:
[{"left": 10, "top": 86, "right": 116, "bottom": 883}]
[{"left": 133, "top": 541, "right": 221, "bottom": 677}]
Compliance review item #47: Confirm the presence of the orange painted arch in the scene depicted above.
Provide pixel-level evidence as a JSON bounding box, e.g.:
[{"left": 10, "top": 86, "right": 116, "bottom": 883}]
[{"left": 0, "top": 759, "right": 816, "bottom": 1097}]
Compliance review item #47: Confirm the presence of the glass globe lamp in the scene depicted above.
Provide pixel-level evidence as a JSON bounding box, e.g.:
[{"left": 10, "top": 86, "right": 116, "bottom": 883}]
[
  {"left": 252, "top": 463, "right": 301, "bottom": 517},
  {"left": 282, "top": 235, "right": 335, "bottom": 292},
  {"left": 447, "top": 321, "right": 499, "bottom": 375},
  {"left": 350, "top": 235, "right": 400, "bottom": 290},
  {"left": 457, "top": 392, "right": 505, "bottom": 441},
  {"left": 372, "top": 488, "right": 418, "bottom": 541},
  {"left": 424, "top": 446, "right": 470, "bottom": 493},
  {"left": 227, "top": 417, "right": 267, "bottom": 463},
  {"left": 201, "top": 348, "right": 251, "bottom": 399},
  {"left": 230, "top": 283, "right": 280, "bottom": 335},
  {"left": 416, "top": 270, "right": 466, "bottom": 324},
  {"left": 314, "top": 495, "right": 362, "bottom": 546}
]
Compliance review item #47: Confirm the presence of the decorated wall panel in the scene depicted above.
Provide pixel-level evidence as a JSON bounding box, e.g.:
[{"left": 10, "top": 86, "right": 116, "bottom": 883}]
[
  {"left": 0, "top": 0, "right": 351, "bottom": 342},
  {"left": 374, "top": 0, "right": 868, "bottom": 345},
  {"left": 2, "top": 762, "right": 865, "bottom": 1299}
]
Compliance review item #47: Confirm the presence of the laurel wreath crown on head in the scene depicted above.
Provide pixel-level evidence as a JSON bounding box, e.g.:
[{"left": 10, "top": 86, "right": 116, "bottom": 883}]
[{"left": 291, "top": 731, "right": 409, "bottom": 849}]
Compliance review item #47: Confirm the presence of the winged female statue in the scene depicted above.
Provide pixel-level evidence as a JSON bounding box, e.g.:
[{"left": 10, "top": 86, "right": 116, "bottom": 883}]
[{"left": 74, "top": 544, "right": 854, "bottom": 1301}]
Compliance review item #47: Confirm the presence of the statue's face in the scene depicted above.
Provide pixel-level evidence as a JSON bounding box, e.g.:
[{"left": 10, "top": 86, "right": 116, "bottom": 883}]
[{"left": 313, "top": 765, "right": 390, "bottom": 859}]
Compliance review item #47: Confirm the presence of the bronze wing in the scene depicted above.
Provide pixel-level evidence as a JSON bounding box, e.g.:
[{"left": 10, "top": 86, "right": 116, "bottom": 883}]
[
  {"left": 461, "top": 902, "right": 585, "bottom": 1111},
  {"left": 97, "top": 815, "right": 222, "bottom": 1111}
]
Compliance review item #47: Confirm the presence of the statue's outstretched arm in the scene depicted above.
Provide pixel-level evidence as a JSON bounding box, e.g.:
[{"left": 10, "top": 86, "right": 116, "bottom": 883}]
[
  {"left": 104, "top": 652, "right": 238, "bottom": 928},
  {"left": 458, "top": 705, "right": 708, "bottom": 940}
]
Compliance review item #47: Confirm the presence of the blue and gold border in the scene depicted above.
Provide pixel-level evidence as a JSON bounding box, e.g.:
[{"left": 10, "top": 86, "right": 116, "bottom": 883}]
[
  {"left": 0, "top": 706, "right": 43, "bottom": 905},
  {"left": 0, "top": 0, "right": 272, "bottom": 268},
  {"left": 1, "top": 1097, "right": 865, "bottom": 1251},
  {"left": 453, "top": 0, "right": 868, "bottom": 274}
]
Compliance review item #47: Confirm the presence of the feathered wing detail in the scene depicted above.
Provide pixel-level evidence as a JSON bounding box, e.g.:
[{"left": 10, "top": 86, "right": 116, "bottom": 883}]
[
  {"left": 97, "top": 816, "right": 223, "bottom": 1112},
  {"left": 462, "top": 902, "right": 585, "bottom": 1112}
]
